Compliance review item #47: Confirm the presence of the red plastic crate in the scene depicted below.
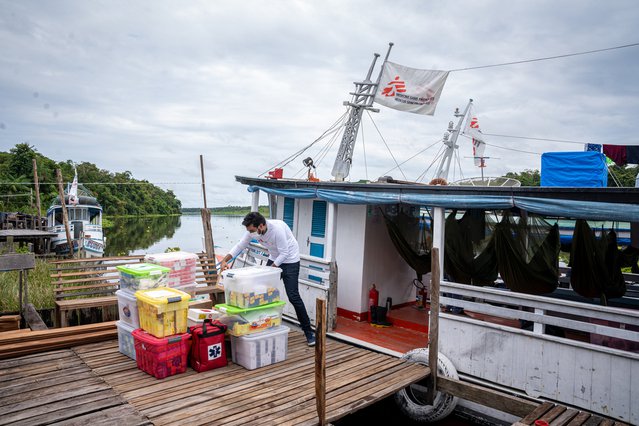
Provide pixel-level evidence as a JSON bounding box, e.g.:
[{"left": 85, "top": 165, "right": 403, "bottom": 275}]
[{"left": 132, "top": 329, "right": 191, "bottom": 379}]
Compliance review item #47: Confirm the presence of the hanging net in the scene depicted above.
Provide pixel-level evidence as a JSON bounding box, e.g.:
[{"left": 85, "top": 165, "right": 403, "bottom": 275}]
[
  {"left": 569, "top": 219, "right": 626, "bottom": 303},
  {"left": 494, "top": 212, "right": 560, "bottom": 295},
  {"left": 380, "top": 208, "right": 431, "bottom": 281},
  {"left": 444, "top": 210, "right": 498, "bottom": 286}
]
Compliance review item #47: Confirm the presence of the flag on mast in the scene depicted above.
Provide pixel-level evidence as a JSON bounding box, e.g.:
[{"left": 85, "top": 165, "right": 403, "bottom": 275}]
[
  {"left": 374, "top": 61, "right": 449, "bottom": 115},
  {"left": 464, "top": 105, "right": 486, "bottom": 167},
  {"left": 69, "top": 167, "right": 79, "bottom": 205}
]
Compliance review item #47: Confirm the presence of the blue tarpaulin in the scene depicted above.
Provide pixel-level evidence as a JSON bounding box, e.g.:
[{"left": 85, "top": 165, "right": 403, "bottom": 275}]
[{"left": 541, "top": 151, "right": 608, "bottom": 187}]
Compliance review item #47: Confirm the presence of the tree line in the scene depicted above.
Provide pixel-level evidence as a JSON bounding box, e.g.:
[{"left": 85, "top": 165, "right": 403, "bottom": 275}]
[{"left": 0, "top": 143, "right": 181, "bottom": 216}]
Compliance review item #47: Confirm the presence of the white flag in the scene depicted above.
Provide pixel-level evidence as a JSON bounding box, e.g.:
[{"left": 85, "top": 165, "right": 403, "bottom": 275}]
[
  {"left": 464, "top": 106, "right": 486, "bottom": 167},
  {"left": 374, "top": 61, "right": 449, "bottom": 115},
  {"left": 69, "top": 168, "right": 79, "bottom": 205}
]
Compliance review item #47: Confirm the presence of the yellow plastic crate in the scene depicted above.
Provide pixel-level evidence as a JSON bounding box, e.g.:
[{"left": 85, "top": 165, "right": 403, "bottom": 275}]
[{"left": 135, "top": 287, "right": 191, "bottom": 338}]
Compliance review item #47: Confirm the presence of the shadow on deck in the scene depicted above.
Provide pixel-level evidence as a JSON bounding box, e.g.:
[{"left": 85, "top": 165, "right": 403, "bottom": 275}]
[{"left": 0, "top": 329, "right": 429, "bottom": 425}]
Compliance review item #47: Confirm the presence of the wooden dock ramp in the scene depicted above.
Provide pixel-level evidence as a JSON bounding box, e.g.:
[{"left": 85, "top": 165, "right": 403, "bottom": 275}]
[
  {"left": 513, "top": 401, "right": 630, "bottom": 426},
  {"left": 0, "top": 329, "right": 429, "bottom": 425}
]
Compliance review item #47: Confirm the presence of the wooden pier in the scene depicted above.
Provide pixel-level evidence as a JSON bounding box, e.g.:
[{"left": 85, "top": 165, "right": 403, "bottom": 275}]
[{"left": 0, "top": 329, "right": 429, "bottom": 425}]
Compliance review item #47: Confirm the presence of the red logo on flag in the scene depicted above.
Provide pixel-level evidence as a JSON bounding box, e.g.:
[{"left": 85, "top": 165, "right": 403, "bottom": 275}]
[
  {"left": 470, "top": 117, "right": 480, "bottom": 129},
  {"left": 380, "top": 76, "right": 407, "bottom": 97}
]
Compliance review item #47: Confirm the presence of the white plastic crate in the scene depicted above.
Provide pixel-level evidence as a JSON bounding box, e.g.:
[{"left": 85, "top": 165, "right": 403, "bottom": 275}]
[
  {"left": 116, "top": 289, "right": 140, "bottom": 329},
  {"left": 230, "top": 325, "right": 289, "bottom": 370},
  {"left": 116, "top": 320, "right": 137, "bottom": 360}
]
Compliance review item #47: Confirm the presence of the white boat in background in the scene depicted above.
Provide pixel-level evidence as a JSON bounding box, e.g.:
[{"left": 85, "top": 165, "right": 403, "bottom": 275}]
[
  {"left": 47, "top": 170, "right": 104, "bottom": 257},
  {"left": 230, "top": 44, "right": 639, "bottom": 424}
]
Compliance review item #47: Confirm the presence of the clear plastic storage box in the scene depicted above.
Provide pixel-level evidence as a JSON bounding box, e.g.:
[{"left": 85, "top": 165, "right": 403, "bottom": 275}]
[
  {"left": 215, "top": 301, "right": 285, "bottom": 336},
  {"left": 116, "top": 263, "right": 171, "bottom": 292},
  {"left": 116, "top": 320, "right": 137, "bottom": 360},
  {"left": 221, "top": 266, "right": 282, "bottom": 308},
  {"left": 115, "top": 289, "right": 140, "bottom": 328},
  {"left": 231, "top": 325, "right": 289, "bottom": 370},
  {"left": 144, "top": 251, "right": 199, "bottom": 287},
  {"left": 132, "top": 329, "right": 191, "bottom": 379},
  {"left": 187, "top": 308, "right": 222, "bottom": 328},
  {"left": 135, "top": 287, "right": 191, "bottom": 338}
]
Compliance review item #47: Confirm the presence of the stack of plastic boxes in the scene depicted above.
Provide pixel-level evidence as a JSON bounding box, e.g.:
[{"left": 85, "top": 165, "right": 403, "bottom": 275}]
[
  {"left": 144, "top": 251, "right": 199, "bottom": 299},
  {"left": 116, "top": 262, "right": 192, "bottom": 379},
  {"left": 217, "top": 266, "right": 289, "bottom": 370},
  {"left": 115, "top": 263, "right": 171, "bottom": 360}
]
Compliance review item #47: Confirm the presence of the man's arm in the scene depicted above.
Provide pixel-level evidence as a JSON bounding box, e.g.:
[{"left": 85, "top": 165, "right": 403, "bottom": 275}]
[
  {"left": 272, "top": 225, "right": 292, "bottom": 267},
  {"left": 221, "top": 232, "right": 251, "bottom": 270}
]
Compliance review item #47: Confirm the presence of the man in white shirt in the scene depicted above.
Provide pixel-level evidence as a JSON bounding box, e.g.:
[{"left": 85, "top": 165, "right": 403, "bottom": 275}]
[{"left": 220, "top": 212, "right": 315, "bottom": 346}]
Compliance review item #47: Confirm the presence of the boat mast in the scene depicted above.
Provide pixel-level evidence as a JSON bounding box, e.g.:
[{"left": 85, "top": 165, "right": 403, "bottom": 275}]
[
  {"left": 331, "top": 43, "right": 394, "bottom": 182},
  {"left": 434, "top": 99, "right": 473, "bottom": 181}
]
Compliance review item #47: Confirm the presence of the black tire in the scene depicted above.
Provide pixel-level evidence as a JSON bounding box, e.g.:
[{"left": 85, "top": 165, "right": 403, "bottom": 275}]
[{"left": 394, "top": 348, "right": 459, "bottom": 423}]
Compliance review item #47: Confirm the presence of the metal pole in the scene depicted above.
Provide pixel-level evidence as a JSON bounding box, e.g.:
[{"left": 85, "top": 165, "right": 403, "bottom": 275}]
[
  {"left": 55, "top": 169, "right": 74, "bottom": 259},
  {"left": 435, "top": 99, "right": 473, "bottom": 181}
]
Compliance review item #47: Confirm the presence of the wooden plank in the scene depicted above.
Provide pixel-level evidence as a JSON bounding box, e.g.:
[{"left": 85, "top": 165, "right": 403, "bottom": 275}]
[
  {"left": 24, "top": 303, "right": 47, "bottom": 331},
  {"left": 426, "top": 246, "right": 440, "bottom": 405},
  {"left": 437, "top": 376, "right": 537, "bottom": 418},
  {"left": 540, "top": 404, "right": 568, "bottom": 423},
  {"left": 2, "top": 382, "right": 111, "bottom": 416},
  {"left": 315, "top": 298, "right": 327, "bottom": 426},
  {"left": 551, "top": 408, "right": 580, "bottom": 426},
  {"left": 42, "top": 401, "right": 150, "bottom": 425},
  {"left": 583, "top": 415, "right": 605, "bottom": 426},
  {"left": 567, "top": 411, "right": 594, "bottom": 426},
  {"left": 0, "top": 322, "right": 116, "bottom": 344},
  {"left": 0, "top": 253, "right": 35, "bottom": 271},
  {"left": 519, "top": 401, "right": 556, "bottom": 425}
]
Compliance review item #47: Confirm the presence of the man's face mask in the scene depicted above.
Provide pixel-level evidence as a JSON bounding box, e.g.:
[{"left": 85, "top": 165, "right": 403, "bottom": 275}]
[{"left": 247, "top": 224, "right": 266, "bottom": 236}]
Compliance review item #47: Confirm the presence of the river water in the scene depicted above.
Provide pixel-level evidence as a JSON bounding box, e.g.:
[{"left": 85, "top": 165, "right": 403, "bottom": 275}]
[{"left": 104, "top": 214, "right": 242, "bottom": 256}]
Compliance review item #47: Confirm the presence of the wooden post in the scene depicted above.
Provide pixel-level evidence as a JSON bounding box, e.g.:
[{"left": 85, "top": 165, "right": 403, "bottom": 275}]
[
  {"left": 199, "top": 155, "right": 217, "bottom": 285},
  {"left": 426, "top": 247, "right": 440, "bottom": 405},
  {"left": 315, "top": 298, "right": 327, "bottom": 425},
  {"left": 33, "top": 159, "right": 42, "bottom": 230},
  {"left": 55, "top": 169, "right": 74, "bottom": 258}
]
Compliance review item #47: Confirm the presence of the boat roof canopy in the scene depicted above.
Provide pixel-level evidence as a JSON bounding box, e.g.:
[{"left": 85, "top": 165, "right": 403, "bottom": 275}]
[{"left": 236, "top": 176, "right": 639, "bottom": 222}]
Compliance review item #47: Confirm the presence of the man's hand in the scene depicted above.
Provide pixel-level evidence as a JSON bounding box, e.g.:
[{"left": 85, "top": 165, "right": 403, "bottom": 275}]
[{"left": 220, "top": 261, "right": 229, "bottom": 271}]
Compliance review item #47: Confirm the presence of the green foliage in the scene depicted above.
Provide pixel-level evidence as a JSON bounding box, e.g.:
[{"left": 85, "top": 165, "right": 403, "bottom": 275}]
[
  {"left": 503, "top": 169, "right": 541, "bottom": 186},
  {"left": 0, "top": 143, "right": 181, "bottom": 216},
  {"left": 503, "top": 166, "right": 638, "bottom": 187},
  {"left": 182, "top": 206, "right": 270, "bottom": 216},
  {"left": 165, "top": 247, "right": 181, "bottom": 252},
  {"left": 0, "top": 259, "right": 55, "bottom": 312},
  {"left": 608, "top": 165, "right": 638, "bottom": 187}
]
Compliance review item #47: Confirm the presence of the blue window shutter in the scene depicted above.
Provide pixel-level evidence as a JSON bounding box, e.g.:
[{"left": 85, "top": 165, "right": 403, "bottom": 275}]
[
  {"left": 311, "top": 200, "right": 327, "bottom": 237},
  {"left": 309, "top": 243, "right": 325, "bottom": 258},
  {"left": 283, "top": 198, "right": 295, "bottom": 229}
]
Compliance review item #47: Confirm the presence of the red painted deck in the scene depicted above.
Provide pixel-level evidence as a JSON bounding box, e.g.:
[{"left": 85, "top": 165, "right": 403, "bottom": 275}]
[{"left": 332, "top": 305, "right": 430, "bottom": 354}]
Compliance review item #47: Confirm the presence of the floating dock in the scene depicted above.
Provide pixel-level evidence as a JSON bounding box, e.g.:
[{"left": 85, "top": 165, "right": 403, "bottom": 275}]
[{"left": 0, "top": 329, "right": 429, "bottom": 425}]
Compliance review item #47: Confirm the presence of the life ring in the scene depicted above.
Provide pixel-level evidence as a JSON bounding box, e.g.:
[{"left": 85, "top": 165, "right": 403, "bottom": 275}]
[{"left": 394, "top": 348, "right": 459, "bottom": 422}]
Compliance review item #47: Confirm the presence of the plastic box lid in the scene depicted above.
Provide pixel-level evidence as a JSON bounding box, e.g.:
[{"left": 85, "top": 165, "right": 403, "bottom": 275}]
[
  {"left": 135, "top": 287, "right": 191, "bottom": 312},
  {"left": 117, "top": 263, "right": 171, "bottom": 277},
  {"left": 221, "top": 265, "right": 282, "bottom": 281},
  {"left": 116, "top": 319, "right": 136, "bottom": 333},
  {"left": 145, "top": 251, "right": 199, "bottom": 263},
  {"left": 215, "top": 300, "right": 286, "bottom": 315}
]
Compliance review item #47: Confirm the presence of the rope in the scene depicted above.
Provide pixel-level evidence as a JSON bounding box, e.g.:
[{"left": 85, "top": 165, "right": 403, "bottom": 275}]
[
  {"left": 449, "top": 42, "right": 639, "bottom": 72},
  {"left": 365, "top": 110, "right": 407, "bottom": 180}
]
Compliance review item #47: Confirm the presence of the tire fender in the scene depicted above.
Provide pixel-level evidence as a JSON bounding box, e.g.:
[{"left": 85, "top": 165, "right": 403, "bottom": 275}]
[{"left": 394, "top": 348, "right": 459, "bottom": 423}]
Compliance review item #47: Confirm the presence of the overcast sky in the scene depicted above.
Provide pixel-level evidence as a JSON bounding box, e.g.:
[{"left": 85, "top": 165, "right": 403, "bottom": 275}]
[{"left": 1, "top": 1, "right": 638, "bottom": 207}]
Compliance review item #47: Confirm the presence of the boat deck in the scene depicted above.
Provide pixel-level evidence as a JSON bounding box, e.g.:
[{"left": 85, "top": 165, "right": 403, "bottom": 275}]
[{"left": 0, "top": 330, "right": 429, "bottom": 425}]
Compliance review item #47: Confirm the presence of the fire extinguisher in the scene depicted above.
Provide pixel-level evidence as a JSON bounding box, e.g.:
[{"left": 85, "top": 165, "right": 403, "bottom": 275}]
[{"left": 369, "top": 284, "right": 379, "bottom": 323}]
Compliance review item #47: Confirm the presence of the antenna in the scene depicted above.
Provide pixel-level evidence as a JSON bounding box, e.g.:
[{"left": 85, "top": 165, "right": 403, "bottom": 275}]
[{"left": 331, "top": 43, "right": 393, "bottom": 182}]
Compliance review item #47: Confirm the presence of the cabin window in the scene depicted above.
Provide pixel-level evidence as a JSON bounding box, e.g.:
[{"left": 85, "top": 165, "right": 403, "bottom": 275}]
[
  {"left": 54, "top": 210, "right": 63, "bottom": 225},
  {"left": 311, "top": 200, "right": 327, "bottom": 238},
  {"left": 283, "top": 197, "right": 295, "bottom": 230},
  {"left": 89, "top": 208, "right": 101, "bottom": 225}
]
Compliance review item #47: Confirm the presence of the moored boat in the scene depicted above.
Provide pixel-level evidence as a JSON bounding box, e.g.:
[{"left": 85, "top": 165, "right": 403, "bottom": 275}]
[
  {"left": 47, "top": 170, "right": 105, "bottom": 257},
  {"left": 228, "top": 44, "right": 639, "bottom": 424}
]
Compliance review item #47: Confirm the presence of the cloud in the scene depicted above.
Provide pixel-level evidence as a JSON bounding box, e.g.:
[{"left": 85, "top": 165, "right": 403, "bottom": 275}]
[{"left": 1, "top": 0, "right": 638, "bottom": 206}]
